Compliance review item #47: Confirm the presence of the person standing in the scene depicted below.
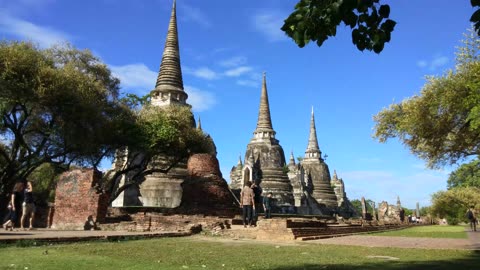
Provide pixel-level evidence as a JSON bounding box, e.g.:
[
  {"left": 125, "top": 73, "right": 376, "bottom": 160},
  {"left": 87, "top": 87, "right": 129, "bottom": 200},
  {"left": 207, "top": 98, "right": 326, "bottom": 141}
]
[
  {"left": 240, "top": 181, "right": 255, "bottom": 228},
  {"left": 466, "top": 206, "right": 477, "bottom": 232},
  {"left": 263, "top": 192, "right": 273, "bottom": 219},
  {"left": 21, "top": 181, "right": 35, "bottom": 230},
  {"left": 251, "top": 183, "right": 262, "bottom": 226}
]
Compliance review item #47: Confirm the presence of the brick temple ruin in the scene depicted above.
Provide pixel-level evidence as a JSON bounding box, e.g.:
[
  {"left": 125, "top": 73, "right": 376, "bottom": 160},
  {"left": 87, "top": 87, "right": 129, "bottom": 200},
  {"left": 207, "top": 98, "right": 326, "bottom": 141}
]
[
  {"left": 48, "top": 0, "right": 419, "bottom": 236},
  {"left": 229, "top": 86, "right": 357, "bottom": 217}
]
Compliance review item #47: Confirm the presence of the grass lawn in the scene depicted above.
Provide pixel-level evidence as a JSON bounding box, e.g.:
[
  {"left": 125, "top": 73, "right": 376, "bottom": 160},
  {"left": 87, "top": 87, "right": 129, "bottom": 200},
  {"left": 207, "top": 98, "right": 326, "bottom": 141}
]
[
  {"left": 370, "top": 225, "right": 468, "bottom": 239},
  {"left": 0, "top": 236, "right": 478, "bottom": 270}
]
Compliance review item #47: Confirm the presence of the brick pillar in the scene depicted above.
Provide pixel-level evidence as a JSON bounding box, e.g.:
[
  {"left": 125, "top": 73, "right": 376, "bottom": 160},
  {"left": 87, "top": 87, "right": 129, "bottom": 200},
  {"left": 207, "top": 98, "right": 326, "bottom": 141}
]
[{"left": 52, "top": 169, "right": 110, "bottom": 230}]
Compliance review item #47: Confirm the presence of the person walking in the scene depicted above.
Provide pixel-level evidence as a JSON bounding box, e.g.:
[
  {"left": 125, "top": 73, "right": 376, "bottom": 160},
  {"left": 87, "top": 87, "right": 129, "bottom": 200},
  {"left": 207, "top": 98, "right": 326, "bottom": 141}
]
[
  {"left": 240, "top": 181, "right": 255, "bottom": 228},
  {"left": 466, "top": 206, "right": 477, "bottom": 232},
  {"left": 263, "top": 192, "right": 273, "bottom": 219},
  {"left": 2, "top": 202, "right": 14, "bottom": 230},
  {"left": 21, "top": 181, "right": 35, "bottom": 230},
  {"left": 8, "top": 182, "right": 24, "bottom": 229}
]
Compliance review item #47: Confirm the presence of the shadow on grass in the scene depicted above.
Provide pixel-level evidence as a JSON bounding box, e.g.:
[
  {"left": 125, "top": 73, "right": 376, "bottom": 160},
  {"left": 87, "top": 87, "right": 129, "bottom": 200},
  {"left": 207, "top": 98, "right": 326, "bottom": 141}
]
[{"left": 271, "top": 250, "right": 480, "bottom": 270}]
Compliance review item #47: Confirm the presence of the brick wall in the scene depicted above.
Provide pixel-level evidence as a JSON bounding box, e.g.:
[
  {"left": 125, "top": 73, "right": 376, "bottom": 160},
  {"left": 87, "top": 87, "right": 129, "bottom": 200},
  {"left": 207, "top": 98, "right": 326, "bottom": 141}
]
[
  {"left": 182, "top": 154, "right": 238, "bottom": 210},
  {"left": 52, "top": 169, "right": 110, "bottom": 230}
]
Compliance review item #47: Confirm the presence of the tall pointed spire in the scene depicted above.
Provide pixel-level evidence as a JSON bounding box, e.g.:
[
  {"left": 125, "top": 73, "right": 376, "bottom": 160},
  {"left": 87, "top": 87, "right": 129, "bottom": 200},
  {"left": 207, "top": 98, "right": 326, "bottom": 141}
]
[
  {"left": 289, "top": 151, "right": 296, "bottom": 166},
  {"left": 238, "top": 154, "right": 243, "bottom": 166},
  {"left": 305, "top": 107, "right": 322, "bottom": 159},
  {"left": 254, "top": 72, "right": 275, "bottom": 135},
  {"left": 150, "top": 0, "right": 189, "bottom": 108},
  {"left": 197, "top": 116, "right": 202, "bottom": 130},
  {"left": 155, "top": 0, "right": 184, "bottom": 91}
]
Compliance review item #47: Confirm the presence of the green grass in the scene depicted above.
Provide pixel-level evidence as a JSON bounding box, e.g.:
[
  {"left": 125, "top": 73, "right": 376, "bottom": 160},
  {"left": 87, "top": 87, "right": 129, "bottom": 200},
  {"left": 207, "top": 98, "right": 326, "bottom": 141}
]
[
  {"left": 370, "top": 225, "right": 468, "bottom": 239},
  {"left": 0, "top": 236, "right": 478, "bottom": 270}
]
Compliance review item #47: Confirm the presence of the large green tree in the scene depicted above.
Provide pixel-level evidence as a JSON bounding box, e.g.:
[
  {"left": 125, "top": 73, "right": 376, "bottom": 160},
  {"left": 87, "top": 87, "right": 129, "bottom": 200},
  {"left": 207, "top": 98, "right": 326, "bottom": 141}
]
[
  {"left": 447, "top": 158, "right": 480, "bottom": 189},
  {"left": 430, "top": 187, "right": 480, "bottom": 224},
  {"left": 0, "top": 41, "right": 134, "bottom": 195},
  {"left": 282, "top": 0, "right": 480, "bottom": 53},
  {"left": 373, "top": 30, "right": 480, "bottom": 168}
]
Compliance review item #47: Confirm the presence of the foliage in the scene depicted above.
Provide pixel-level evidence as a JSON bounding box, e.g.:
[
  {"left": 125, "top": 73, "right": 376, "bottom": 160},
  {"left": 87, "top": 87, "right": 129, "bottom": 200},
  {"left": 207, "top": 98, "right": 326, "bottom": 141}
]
[
  {"left": 283, "top": 1, "right": 480, "bottom": 54},
  {"left": 447, "top": 158, "right": 480, "bottom": 189},
  {"left": 282, "top": 0, "right": 395, "bottom": 53},
  {"left": 104, "top": 105, "right": 216, "bottom": 202},
  {"left": 1, "top": 237, "right": 479, "bottom": 269},
  {"left": 351, "top": 198, "right": 374, "bottom": 214},
  {"left": 402, "top": 207, "right": 413, "bottom": 216},
  {"left": 373, "top": 30, "right": 480, "bottom": 168},
  {"left": 28, "top": 163, "right": 65, "bottom": 204},
  {"left": 371, "top": 225, "right": 467, "bottom": 239},
  {"left": 430, "top": 187, "right": 480, "bottom": 224},
  {"left": 0, "top": 41, "right": 135, "bottom": 195}
]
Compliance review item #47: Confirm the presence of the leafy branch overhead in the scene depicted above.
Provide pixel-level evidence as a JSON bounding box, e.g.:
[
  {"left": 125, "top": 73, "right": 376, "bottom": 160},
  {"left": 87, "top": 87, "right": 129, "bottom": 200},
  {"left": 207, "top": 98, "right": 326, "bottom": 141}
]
[
  {"left": 283, "top": 0, "right": 480, "bottom": 53},
  {"left": 282, "top": 0, "right": 396, "bottom": 53}
]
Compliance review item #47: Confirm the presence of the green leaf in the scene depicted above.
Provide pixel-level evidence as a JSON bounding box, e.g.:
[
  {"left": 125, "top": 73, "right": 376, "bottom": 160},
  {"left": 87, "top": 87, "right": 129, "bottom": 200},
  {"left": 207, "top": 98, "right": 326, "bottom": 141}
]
[
  {"left": 381, "top": 19, "right": 396, "bottom": 32},
  {"left": 471, "top": 0, "right": 480, "bottom": 7},
  {"left": 379, "top": 5, "right": 390, "bottom": 18},
  {"left": 373, "top": 42, "right": 384, "bottom": 53},
  {"left": 470, "top": 9, "right": 480, "bottom": 24}
]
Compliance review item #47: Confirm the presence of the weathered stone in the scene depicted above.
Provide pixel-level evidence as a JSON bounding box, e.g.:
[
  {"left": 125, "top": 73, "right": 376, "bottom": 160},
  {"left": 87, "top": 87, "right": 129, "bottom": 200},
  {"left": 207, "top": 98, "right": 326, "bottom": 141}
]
[{"left": 230, "top": 73, "right": 294, "bottom": 208}]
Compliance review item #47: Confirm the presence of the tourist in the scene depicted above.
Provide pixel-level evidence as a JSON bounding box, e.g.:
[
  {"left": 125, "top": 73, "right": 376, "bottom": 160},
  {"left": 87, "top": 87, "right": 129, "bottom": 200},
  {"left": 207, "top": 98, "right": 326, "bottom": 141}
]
[
  {"left": 21, "top": 181, "right": 35, "bottom": 230},
  {"left": 9, "top": 182, "right": 24, "bottom": 228},
  {"left": 240, "top": 181, "right": 255, "bottom": 228},
  {"left": 251, "top": 183, "right": 262, "bottom": 226},
  {"left": 263, "top": 192, "right": 273, "bottom": 219},
  {"left": 466, "top": 206, "right": 477, "bottom": 232}
]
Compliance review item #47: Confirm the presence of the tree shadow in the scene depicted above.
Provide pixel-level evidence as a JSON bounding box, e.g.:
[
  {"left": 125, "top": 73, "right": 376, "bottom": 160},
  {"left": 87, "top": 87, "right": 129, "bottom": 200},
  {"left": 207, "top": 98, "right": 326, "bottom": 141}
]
[{"left": 270, "top": 250, "right": 480, "bottom": 270}]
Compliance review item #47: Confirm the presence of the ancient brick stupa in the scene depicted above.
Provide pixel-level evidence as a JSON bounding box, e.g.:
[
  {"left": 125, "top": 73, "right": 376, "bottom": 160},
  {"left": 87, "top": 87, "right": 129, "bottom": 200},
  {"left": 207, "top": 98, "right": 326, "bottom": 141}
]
[
  {"left": 301, "top": 108, "right": 338, "bottom": 209},
  {"left": 230, "top": 74, "right": 294, "bottom": 208},
  {"left": 111, "top": 0, "right": 235, "bottom": 210}
]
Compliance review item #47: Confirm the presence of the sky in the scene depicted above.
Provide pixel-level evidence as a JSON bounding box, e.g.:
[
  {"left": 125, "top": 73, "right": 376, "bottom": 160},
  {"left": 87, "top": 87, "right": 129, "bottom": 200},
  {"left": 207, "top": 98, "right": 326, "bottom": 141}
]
[{"left": 0, "top": 0, "right": 474, "bottom": 209}]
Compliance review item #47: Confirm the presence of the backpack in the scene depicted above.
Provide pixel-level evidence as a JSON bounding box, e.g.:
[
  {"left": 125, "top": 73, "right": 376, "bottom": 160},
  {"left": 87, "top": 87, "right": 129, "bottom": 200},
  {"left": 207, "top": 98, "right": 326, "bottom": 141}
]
[{"left": 467, "top": 210, "right": 473, "bottom": 219}]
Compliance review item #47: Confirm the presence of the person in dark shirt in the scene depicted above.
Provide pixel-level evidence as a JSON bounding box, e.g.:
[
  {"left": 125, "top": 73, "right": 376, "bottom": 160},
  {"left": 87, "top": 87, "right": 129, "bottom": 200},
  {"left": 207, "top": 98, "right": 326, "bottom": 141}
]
[
  {"left": 263, "top": 192, "right": 273, "bottom": 219},
  {"left": 9, "top": 182, "right": 24, "bottom": 228},
  {"left": 21, "top": 181, "right": 35, "bottom": 230}
]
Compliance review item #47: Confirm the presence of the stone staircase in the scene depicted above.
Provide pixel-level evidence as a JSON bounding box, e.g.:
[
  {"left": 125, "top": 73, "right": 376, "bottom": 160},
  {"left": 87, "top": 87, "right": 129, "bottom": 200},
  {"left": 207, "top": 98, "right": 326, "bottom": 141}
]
[{"left": 255, "top": 218, "right": 408, "bottom": 241}]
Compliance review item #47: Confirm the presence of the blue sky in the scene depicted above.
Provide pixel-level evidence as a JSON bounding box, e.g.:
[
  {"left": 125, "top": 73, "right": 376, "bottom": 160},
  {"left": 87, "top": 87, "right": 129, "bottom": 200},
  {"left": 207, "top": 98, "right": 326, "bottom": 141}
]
[{"left": 0, "top": 0, "right": 474, "bottom": 209}]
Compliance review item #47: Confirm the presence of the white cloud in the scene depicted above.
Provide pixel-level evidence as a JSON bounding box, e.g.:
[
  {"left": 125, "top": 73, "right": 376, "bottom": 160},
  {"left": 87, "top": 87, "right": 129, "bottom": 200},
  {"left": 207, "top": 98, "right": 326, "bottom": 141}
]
[
  {"left": 185, "top": 85, "right": 217, "bottom": 112},
  {"left": 185, "top": 66, "right": 219, "bottom": 80},
  {"left": 0, "top": 10, "right": 70, "bottom": 47},
  {"left": 110, "top": 63, "right": 157, "bottom": 91},
  {"left": 416, "top": 60, "right": 427, "bottom": 68},
  {"left": 224, "top": 66, "right": 253, "bottom": 77},
  {"left": 218, "top": 56, "right": 247, "bottom": 67},
  {"left": 109, "top": 63, "right": 216, "bottom": 112},
  {"left": 252, "top": 11, "right": 286, "bottom": 42},
  {"left": 237, "top": 79, "right": 259, "bottom": 88},
  {"left": 416, "top": 55, "right": 449, "bottom": 71},
  {"left": 179, "top": 3, "right": 211, "bottom": 28}
]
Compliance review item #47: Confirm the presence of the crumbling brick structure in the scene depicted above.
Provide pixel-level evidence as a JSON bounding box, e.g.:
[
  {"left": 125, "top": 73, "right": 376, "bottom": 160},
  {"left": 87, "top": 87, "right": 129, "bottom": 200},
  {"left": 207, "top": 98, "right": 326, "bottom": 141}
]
[{"left": 52, "top": 169, "right": 109, "bottom": 230}]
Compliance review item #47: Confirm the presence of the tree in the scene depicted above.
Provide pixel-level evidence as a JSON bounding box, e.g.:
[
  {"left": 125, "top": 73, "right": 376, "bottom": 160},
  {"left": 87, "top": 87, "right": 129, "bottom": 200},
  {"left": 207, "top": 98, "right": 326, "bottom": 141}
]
[
  {"left": 104, "top": 105, "right": 216, "bottom": 203},
  {"left": 430, "top": 187, "right": 480, "bottom": 224},
  {"left": 0, "top": 41, "right": 134, "bottom": 196},
  {"left": 282, "top": 0, "right": 480, "bottom": 54},
  {"left": 373, "top": 30, "right": 480, "bottom": 168},
  {"left": 350, "top": 198, "right": 374, "bottom": 214},
  {"left": 447, "top": 158, "right": 480, "bottom": 189}
]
